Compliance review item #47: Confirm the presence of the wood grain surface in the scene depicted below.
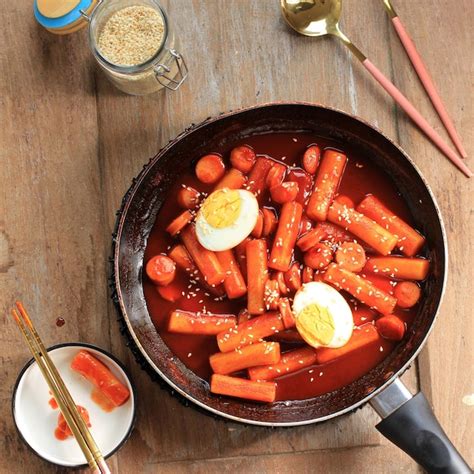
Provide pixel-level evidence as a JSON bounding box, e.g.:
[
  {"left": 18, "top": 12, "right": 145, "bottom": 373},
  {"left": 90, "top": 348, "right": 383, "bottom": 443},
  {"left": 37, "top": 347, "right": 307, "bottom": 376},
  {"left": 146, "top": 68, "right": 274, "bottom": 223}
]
[{"left": 0, "top": 1, "right": 472, "bottom": 472}]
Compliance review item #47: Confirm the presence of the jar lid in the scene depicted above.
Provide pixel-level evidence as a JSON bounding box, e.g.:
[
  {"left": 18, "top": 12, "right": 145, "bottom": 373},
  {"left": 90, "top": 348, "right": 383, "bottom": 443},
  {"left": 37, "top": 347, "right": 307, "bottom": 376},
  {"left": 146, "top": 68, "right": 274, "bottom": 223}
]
[{"left": 34, "top": 0, "right": 97, "bottom": 35}]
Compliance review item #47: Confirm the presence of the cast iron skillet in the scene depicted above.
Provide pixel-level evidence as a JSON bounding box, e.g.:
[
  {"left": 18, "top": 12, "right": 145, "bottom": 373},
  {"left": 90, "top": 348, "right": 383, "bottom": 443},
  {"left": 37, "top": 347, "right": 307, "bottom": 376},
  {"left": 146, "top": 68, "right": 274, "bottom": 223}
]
[{"left": 112, "top": 103, "right": 470, "bottom": 472}]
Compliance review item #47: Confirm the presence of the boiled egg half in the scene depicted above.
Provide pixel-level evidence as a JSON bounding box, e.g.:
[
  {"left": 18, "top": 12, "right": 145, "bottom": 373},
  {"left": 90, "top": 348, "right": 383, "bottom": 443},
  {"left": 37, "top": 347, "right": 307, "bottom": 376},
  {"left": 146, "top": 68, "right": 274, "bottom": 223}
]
[
  {"left": 195, "top": 188, "right": 258, "bottom": 251},
  {"left": 293, "top": 281, "right": 353, "bottom": 349}
]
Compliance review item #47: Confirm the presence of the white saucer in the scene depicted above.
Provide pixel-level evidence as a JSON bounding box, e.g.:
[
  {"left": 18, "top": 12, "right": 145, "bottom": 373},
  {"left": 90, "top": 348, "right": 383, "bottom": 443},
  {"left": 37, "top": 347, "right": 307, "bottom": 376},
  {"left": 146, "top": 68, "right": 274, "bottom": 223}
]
[{"left": 12, "top": 343, "right": 136, "bottom": 468}]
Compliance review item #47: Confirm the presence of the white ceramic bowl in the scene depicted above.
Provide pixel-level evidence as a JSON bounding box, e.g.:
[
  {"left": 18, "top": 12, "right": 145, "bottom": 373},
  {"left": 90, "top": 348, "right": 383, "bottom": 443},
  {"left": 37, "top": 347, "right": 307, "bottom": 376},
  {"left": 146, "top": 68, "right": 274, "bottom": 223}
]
[{"left": 12, "top": 343, "right": 136, "bottom": 468}]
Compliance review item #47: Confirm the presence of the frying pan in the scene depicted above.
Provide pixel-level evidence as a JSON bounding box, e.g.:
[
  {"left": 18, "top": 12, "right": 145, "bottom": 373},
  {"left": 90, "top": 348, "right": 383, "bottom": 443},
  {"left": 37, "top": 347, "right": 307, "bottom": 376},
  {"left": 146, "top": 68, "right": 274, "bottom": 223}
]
[{"left": 112, "top": 103, "right": 470, "bottom": 472}]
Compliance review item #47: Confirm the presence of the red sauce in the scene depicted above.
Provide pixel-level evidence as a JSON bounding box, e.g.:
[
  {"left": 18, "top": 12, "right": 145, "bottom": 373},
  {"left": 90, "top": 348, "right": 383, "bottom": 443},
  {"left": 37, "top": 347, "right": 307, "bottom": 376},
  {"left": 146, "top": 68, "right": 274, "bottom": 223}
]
[
  {"left": 54, "top": 426, "right": 70, "bottom": 441},
  {"left": 48, "top": 397, "right": 58, "bottom": 410},
  {"left": 55, "top": 317, "right": 65, "bottom": 327},
  {"left": 54, "top": 405, "right": 91, "bottom": 441},
  {"left": 143, "top": 132, "right": 419, "bottom": 401}
]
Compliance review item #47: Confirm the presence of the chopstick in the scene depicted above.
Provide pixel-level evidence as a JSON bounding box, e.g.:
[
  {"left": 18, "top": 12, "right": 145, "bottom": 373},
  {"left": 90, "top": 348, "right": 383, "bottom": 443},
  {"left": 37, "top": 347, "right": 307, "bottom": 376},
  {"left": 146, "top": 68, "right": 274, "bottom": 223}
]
[
  {"left": 11, "top": 302, "right": 111, "bottom": 474},
  {"left": 382, "top": 0, "right": 468, "bottom": 159}
]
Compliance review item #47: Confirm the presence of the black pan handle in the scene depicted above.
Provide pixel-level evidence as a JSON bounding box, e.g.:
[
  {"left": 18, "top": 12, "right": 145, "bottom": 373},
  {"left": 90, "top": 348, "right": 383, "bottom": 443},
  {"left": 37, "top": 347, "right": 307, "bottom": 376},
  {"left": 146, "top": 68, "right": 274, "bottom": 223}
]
[{"left": 370, "top": 378, "right": 471, "bottom": 473}]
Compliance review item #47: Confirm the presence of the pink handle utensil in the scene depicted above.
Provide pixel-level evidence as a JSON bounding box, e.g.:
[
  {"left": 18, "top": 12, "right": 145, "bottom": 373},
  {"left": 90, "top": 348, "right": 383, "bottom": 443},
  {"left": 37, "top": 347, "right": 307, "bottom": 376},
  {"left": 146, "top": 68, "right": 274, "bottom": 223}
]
[
  {"left": 383, "top": 0, "right": 467, "bottom": 159},
  {"left": 281, "top": 0, "right": 471, "bottom": 177},
  {"left": 363, "top": 59, "right": 472, "bottom": 177}
]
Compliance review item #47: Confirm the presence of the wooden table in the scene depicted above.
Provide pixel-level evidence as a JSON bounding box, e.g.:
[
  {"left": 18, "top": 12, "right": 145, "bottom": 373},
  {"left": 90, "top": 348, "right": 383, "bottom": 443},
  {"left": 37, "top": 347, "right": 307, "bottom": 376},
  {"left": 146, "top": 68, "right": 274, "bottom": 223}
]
[{"left": 1, "top": 1, "right": 472, "bottom": 472}]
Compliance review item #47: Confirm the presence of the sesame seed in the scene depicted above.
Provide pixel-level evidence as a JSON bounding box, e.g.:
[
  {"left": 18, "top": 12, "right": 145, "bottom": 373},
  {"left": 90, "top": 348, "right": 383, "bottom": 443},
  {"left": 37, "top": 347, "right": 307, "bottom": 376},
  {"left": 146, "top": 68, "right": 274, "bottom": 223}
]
[{"left": 98, "top": 6, "right": 165, "bottom": 66}]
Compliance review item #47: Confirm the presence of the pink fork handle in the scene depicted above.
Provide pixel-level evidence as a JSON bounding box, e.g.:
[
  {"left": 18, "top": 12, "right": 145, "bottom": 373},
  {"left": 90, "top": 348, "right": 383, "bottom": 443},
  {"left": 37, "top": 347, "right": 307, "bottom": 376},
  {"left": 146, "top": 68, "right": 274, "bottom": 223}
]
[
  {"left": 392, "top": 16, "right": 467, "bottom": 159},
  {"left": 362, "top": 58, "right": 472, "bottom": 178}
]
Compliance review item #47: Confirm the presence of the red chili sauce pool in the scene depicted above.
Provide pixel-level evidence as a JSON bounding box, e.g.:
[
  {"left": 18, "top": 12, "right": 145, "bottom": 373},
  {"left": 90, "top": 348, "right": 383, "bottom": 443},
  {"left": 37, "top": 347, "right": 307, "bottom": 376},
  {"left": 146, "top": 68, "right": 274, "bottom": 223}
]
[
  {"left": 54, "top": 405, "right": 91, "bottom": 441},
  {"left": 143, "top": 132, "right": 421, "bottom": 401}
]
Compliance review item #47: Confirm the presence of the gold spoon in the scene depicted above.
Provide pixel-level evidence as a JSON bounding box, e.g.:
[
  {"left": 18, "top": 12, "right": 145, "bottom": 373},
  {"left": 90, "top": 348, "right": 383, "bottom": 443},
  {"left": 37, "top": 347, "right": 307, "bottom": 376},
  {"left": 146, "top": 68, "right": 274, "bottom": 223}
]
[{"left": 280, "top": 0, "right": 472, "bottom": 177}]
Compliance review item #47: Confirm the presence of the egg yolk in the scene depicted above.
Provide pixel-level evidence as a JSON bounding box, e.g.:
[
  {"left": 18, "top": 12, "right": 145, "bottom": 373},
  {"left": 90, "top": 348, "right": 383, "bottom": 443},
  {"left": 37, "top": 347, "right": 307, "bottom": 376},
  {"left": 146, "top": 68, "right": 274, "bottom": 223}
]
[
  {"left": 296, "top": 303, "right": 335, "bottom": 347},
  {"left": 199, "top": 189, "right": 241, "bottom": 228}
]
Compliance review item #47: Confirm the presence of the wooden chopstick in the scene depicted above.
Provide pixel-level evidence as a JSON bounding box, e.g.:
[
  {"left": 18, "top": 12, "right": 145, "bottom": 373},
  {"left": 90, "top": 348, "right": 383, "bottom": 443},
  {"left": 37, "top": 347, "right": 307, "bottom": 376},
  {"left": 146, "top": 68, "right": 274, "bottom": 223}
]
[
  {"left": 11, "top": 309, "right": 99, "bottom": 470},
  {"left": 12, "top": 302, "right": 111, "bottom": 474}
]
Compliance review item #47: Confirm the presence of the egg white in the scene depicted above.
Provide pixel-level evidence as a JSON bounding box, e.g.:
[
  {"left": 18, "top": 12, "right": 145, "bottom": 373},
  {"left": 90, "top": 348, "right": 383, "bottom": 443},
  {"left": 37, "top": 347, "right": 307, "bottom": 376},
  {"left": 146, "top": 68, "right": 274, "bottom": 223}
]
[
  {"left": 293, "top": 281, "right": 353, "bottom": 348},
  {"left": 195, "top": 189, "right": 258, "bottom": 251}
]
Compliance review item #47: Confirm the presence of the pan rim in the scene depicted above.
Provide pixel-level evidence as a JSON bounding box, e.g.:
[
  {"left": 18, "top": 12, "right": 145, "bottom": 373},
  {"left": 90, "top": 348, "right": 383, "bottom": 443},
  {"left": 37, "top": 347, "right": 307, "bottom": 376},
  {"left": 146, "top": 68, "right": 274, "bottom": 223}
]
[{"left": 113, "top": 101, "right": 448, "bottom": 426}]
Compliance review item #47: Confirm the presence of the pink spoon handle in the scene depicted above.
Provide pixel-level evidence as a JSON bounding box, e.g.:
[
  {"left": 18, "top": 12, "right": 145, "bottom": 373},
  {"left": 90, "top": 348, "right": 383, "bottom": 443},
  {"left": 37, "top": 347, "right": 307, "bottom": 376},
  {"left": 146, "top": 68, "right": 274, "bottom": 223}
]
[
  {"left": 363, "top": 58, "right": 472, "bottom": 178},
  {"left": 392, "top": 16, "right": 467, "bottom": 159}
]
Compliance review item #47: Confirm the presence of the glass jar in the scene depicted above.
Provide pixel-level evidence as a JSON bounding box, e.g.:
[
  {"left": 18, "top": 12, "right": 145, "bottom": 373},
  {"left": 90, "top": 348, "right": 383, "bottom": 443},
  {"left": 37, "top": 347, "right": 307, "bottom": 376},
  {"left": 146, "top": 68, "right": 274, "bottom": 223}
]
[
  {"left": 88, "top": 0, "right": 187, "bottom": 95},
  {"left": 33, "top": 0, "right": 187, "bottom": 95}
]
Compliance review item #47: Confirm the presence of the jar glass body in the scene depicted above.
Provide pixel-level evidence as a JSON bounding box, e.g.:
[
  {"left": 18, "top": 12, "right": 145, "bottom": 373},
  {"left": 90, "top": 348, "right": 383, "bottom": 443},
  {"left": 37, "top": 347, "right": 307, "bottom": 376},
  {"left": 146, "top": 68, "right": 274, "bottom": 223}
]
[{"left": 88, "top": 0, "right": 186, "bottom": 95}]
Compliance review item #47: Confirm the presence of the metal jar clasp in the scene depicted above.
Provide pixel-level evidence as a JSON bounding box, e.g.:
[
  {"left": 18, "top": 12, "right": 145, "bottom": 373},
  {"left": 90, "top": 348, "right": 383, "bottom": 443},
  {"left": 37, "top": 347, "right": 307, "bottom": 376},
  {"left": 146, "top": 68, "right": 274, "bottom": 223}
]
[
  {"left": 79, "top": 0, "right": 103, "bottom": 21},
  {"left": 154, "top": 49, "right": 188, "bottom": 91}
]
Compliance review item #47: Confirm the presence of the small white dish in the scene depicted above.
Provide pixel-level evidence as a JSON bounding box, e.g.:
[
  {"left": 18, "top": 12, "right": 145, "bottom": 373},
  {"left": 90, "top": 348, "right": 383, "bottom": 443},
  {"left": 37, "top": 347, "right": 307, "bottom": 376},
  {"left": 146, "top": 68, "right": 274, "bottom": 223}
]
[{"left": 12, "top": 343, "right": 136, "bottom": 468}]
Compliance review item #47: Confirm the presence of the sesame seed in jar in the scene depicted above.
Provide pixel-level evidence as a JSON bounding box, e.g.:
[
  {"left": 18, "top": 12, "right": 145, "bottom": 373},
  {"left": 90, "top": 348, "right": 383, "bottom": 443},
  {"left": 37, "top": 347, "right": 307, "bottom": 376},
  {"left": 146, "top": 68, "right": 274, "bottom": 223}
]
[{"left": 98, "top": 6, "right": 165, "bottom": 67}]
